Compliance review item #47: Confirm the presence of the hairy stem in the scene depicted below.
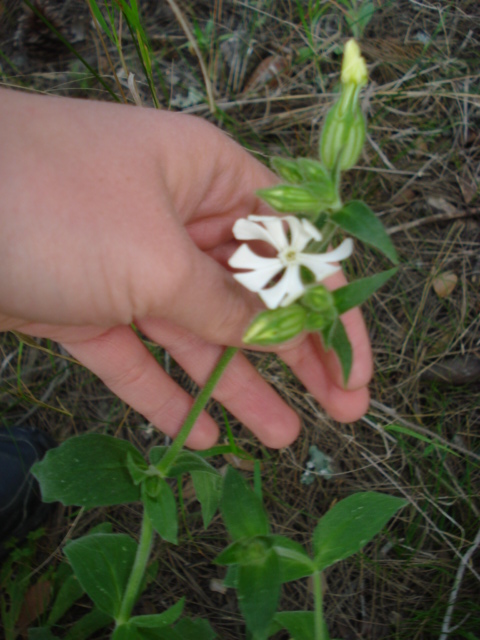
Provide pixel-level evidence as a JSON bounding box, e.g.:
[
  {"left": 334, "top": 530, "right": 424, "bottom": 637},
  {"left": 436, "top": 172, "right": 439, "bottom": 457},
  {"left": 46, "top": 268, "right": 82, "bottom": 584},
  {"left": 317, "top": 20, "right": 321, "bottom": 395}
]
[
  {"left": 313, "top": 570, "right": 328, "bottom": 640},
  {"left": 116, "top": 509, "right": 154, "bottom": 626},
  {"left": 158, "top": 346, "right": 238, "bottom": 474}
]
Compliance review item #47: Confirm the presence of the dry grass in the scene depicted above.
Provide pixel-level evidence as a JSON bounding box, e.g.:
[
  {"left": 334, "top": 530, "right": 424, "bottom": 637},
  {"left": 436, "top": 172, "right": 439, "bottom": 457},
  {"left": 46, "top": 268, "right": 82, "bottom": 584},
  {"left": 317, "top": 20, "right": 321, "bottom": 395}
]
[{"left": 1, "top": 1, "right": 480, "bottom": 638}]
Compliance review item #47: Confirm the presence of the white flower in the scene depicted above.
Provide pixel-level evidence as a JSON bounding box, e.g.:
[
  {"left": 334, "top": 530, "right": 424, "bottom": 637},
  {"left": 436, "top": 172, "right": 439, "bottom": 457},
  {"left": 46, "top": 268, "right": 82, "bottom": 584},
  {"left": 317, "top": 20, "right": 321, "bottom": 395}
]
[{"left": 228, "top": 215, "right": 353, "bottom": 309}]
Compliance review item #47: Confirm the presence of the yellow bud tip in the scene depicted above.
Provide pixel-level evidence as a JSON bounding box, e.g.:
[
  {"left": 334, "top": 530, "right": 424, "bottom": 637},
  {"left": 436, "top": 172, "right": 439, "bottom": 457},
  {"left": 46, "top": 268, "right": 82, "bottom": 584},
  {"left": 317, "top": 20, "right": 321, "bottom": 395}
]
[{"left": 341, "top": 39, "right": 368, "bottom": 86}]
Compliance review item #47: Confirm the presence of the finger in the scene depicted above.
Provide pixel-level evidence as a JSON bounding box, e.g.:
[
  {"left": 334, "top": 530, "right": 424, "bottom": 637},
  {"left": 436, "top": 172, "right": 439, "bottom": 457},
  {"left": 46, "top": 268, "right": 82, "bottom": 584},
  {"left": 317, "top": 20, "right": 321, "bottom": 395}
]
[
  {"left": 61, "top": 326, "right": 220, "bottom": 449},
  {"left": 136, "top": 317, "right": 301, "bottom": 449},
  {"left": 280, "top": 334, "right": 370, "bottom": 423}
]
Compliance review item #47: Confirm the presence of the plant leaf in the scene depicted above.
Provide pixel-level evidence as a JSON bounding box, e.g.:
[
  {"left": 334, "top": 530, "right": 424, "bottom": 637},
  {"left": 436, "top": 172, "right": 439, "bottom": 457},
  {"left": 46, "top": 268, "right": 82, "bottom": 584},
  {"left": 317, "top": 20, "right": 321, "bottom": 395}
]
[
  {"left": 331, "top": 201, "right": 399, "bottom": 264},
  {"left": 327, "top": 319, "right": 352, "bottom": 385},
  {"left": 149, "top": 446, "right": 168, "bottom": 467},
  {"left": 64, "top": 533, "right": 137, "bottom": 618},
  {"left": 313, "top": 492, "right": 407, "bottom": 571},
  {"left": 191, "top": 471, "right": 223, "bottom": 529},
  {"left": 166, "top": 452, "right": 220, "bottom": 478},
  {"left": 214, "top": 540, "right": 246, "bottom": 566},
  {"left": 28, "top": 628, "right": 59, "bottom": 640},
  {"left": 332, "top": 268, "right": 398, "bottom": 315},
  {"left": 237, "top": 550, "right": 281, "bottom": 639},
  {"left": 46, "top": 573, "right": 84, "bottom": 626},
  {"left": 64, "top": 607, "right": 113, "bottom": 640},
  {"left": 32, "top": 434, "right": 143, "bottom": 508},
  {"left": 173, "top": 617, "right": 218, "bottom": 640},
  {"left": 269, "top": 535, "right": 315, "bottom": 582},
  {"left": 127, "top": 598, "right": 184, "bottom": 628},
  {"left": 142, "top": 480, "right": 178, "bottom": 544},
  {"left": 220, "top": 466, "right": 269, "bottom": 540},
  {"left": 273, "top": 611, "right": 316, "bottom": 640}
]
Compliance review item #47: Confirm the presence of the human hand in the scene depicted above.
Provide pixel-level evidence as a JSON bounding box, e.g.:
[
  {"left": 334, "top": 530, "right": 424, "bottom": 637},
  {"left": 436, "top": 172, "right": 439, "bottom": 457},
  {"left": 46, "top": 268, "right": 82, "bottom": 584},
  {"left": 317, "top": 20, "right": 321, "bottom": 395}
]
[{"left": 0, "top": 89, "right": 372, "bottom": 449}]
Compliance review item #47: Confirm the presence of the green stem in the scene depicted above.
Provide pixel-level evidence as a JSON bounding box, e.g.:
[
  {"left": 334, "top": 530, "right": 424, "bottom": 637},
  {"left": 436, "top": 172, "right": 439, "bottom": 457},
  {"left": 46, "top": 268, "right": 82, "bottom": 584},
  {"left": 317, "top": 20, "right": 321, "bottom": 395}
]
[
  {"left": 116, "top": 509, "right": 154, "bottom": 625},
  {"left": 158, "top": 346, "right": 238, "bottom": 474},
  {"left": 313, "top": 571, "right": 328, "bottom": 640}
]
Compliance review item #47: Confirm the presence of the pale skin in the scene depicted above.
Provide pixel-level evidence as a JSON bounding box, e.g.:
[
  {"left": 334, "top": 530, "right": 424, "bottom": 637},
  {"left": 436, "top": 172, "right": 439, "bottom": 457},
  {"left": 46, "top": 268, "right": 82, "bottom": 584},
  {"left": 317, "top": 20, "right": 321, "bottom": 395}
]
[{"left": 0, "top": 89, "right": 373, "bottom": 449}]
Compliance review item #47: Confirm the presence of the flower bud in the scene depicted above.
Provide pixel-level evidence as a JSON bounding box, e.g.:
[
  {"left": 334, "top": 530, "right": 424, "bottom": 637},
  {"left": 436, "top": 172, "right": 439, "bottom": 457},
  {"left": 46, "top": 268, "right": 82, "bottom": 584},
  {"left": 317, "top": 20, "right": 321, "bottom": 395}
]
[
  {"left": 319, "top": 39, "right": 367, "bottom": 171},
  {"left": 271, "top": 157, "right": 304, "bottom": 184},
  {"left": 341, "top": 39, "right": 368, "bottom": 87},
  {"left": 302, "top": 285, "right": 338, "bottom": 332},
  {"left": 256, "top": 185, "right": 327, "bottom": 214},
  {"left": 320, "top": 101, "right": 366, "bottom": 171},
  {"left": 302, "top": 284, "right": 335, "bottom": 312},
  {"left": 243, "top": 305, "right": 306, "bottom": 346}
]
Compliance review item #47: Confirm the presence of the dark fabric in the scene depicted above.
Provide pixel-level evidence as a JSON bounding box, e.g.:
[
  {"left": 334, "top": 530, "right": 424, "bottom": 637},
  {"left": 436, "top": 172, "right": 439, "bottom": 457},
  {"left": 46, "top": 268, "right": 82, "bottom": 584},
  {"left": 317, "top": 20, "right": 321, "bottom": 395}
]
[{"left": 0, "top": 426, "right": 56, "bottom": 555}]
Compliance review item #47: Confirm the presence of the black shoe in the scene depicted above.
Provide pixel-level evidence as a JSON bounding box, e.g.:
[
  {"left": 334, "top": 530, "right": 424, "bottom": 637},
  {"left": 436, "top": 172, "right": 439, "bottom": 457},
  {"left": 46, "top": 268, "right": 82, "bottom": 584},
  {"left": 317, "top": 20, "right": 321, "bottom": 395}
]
[{"left": 0, "top": 425, "right": 56, "bottom": 557}]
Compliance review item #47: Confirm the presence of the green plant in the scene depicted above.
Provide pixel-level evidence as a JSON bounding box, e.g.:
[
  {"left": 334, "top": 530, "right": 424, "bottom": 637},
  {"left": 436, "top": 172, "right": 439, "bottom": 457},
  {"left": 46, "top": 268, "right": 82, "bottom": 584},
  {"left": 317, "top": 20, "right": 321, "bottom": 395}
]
[
  {"left": 32, "top": 430, "right": 406, "bottom": 640},
  {"left": 25, "top": 37, "right": 408, "bottom": 640}
]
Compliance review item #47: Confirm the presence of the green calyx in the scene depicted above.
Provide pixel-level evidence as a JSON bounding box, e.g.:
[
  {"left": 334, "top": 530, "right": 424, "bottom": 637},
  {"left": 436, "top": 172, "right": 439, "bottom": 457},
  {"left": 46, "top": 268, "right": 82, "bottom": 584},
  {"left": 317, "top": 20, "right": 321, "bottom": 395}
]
[{"left": 243, "top": 305, "right": 307, "bottom": 346}]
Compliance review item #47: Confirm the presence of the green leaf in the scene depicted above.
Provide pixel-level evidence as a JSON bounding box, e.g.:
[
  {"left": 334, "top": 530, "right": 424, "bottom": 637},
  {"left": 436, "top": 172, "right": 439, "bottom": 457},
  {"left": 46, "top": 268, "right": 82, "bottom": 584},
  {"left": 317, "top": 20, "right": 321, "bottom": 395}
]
[
  {"left": 128, "top": 598, "right": 184, "bottom": 629},
  {"left": 273, "top": 611, "right": 316, "bottom": 640},
  {"left": 166, "top": 452, "right": 220, "bottom": 478},
  {"left": 223, "top": 565, "right": 238, "bottom": 588},
  {"left": 64, "top": 607, "right": 113, "bottom": 640},
  {"left": 142, "top": 480, "right": 178, "bottom": 544},
  {"left": 173, "top": 617, "right": 217, "bottom": 639},
  {"left": 149, "top": 446, "right": 168, "bottom": 467},
  {"left": 237, "top": 551, "right": 281, "bottom": 639},
  {"left": 47, "top": 573, "right": 84, "bottom": 626},
  {"left": 32, "top": 434, "right": 144, "bottom": 508},
  {"left": 64, "top": 533, "right": 137, "bottom": 618},
  {"left": 331, "top": 201, "right": 398, "bottom": 264},
  {"left": 328, "top": 319, "right": 352, "bottom": 384},
  {"left": 214, "top": 540, "right": 246, "bottom": 566},
  {"left": 28, "top": 629, "right": 59, "bottom": 640},
  {"left": 313, "top": 492, "right": 407, "bottom": 571},
  {"left": 269, "top": 536, "right": 315, "bottom": 582},
  {"left": 220, "top": 467, "right": 269, "bottom": 540},
  {"left": 332, "top": 268, "right": 398, "bottom": 315},
  {"left": 127, "top": 452, "right": 150, "bottom": 485},
  {"left": 191, "top": 471, "right": 222, "bottom": 528},
  {"left": 87, "top": 0, "right": 115, "bottom": 43}
]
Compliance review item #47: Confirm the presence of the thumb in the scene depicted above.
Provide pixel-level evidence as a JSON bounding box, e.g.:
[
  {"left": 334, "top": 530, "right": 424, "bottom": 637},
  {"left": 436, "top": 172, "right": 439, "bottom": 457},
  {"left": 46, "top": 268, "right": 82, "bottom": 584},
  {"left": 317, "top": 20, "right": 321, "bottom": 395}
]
[{"left": 147, "top": 235, "right": 261, "bottom": 347}]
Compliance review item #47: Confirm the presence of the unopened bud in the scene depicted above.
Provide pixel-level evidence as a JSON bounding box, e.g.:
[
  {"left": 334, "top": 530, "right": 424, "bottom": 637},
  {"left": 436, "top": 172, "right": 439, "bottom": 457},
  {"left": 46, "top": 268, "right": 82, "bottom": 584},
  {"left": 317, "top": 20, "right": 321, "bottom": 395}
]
[
  {"left": 341, "top": 39, "right": 368, "bottom": 87},
  {"left": 302, "top": 285, "right": 338, "bottom": 332},
  {"left": 320, "top": 102, "right": 366, "bottom": 171},
  {"left": 271, "top": 157, "right": 304, "bottom": 184},
  {"left": 302, "top": 285, "right": 335, "bottom": 312},
  {"left": 319, "top": 39, "right": 367, "bottom": 171},
  {"left": 257, "top": 185, "right": 326, "bottom": 215},
  {"left": 243, "top": 305, "right": 306, "bottom": 346}
]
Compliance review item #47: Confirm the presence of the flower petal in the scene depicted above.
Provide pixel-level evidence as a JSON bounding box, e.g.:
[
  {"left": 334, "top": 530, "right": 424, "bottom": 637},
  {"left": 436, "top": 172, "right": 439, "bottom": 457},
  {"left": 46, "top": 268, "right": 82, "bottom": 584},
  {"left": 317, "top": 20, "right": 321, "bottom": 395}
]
[
  {"left": 279, "top": 265, "right": 307, "bottom": 306},
  {"left": 297, "top": 238, "right": 353, "bottom": 281},
  {"left": 234, "top": 265, "right": 284, "bottom": 292},
  {"left": 288, "top": 216, "right": 321, "bottom": 252},
  {"left": 228, "top": 244, "right": 278, "bottom": 271},
  {"left": 301, "top": 218, "right": 322, "bottom": 241},
  {"left": 247, "top": 215, "right": 288, "bottom": 251},
  {"left": 323, "top": 237, "right": 354, "bottom": 262},
  {"left": 232, "top": 218, "right": 278, "bottom": 245},
  {"left": 258, "top": 265, "right": 305, "bottom": 309},
  {"left": 297, "top": 257, "right": 341, "bottom": 282}
]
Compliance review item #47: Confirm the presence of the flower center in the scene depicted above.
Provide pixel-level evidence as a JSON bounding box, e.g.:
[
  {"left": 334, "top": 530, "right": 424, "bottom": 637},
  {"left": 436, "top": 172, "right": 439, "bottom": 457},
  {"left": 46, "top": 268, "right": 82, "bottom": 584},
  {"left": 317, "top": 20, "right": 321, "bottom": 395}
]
[{"left": 279, "top": 248, "right": 299, "bottom": 267}]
